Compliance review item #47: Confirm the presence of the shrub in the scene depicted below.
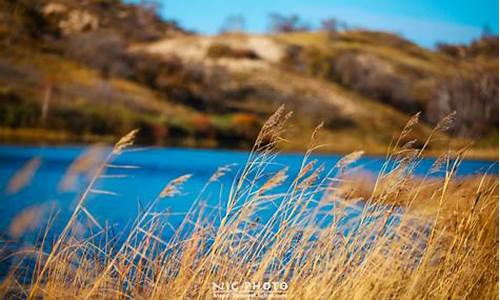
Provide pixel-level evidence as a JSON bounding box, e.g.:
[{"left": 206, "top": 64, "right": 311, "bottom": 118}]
[
  {"left": 230, "top": 112, "right": 260, "bottom": 138},
  {"left": 268, "top": 13, "right": 310, "bottom": 33},
  {"left": 437, "top": 36, "right": 499, "bottom": 59},
  {"left": 189, "top": 114, "right": 215, "bottom": 138},
  {"left": 64, "top": 30, "right": 133, "bottom": 78},
  {"left": 134, "top": 119, "right": 168, "bottom": 144},
  {"left": 281, "top": 47, "right": 419, "bottom": 113},
  {"left": 427, "top": 69, "right": 499, "bottom": 137},
  {"left": 468, "top": 36, "right": 499, "bottom": 58},
  {"left": 131, "top": 53, "right": 210, "bottom": 110},
  {"left": 436, "top": 43, "right": 467, "bottom": 58},
  {"left": 0, "top": 90, "right": 40, "bottom": 128},
  {"left": 206, "top": 43, "right": 259, "bottom": 60}
]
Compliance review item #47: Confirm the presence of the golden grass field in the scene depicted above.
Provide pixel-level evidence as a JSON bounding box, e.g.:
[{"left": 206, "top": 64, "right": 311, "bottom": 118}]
[{"left": 0, "top": 106, "right": 498, "bottom": 299}]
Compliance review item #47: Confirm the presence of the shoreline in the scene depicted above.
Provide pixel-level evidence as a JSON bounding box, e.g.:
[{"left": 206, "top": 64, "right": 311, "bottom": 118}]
[
  {"left": 1, "top": 127, "right": 498, "bottom": 161},
  {"left": 0, "top": 141, "right": 498, "bottom": 162}
]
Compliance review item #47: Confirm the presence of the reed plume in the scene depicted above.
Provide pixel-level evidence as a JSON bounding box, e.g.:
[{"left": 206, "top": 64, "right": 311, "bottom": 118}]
[
  {"left": 335, "top": 150, "right": 364, "bottom": 172},
  {"left": 59, "top": 145, "right": 108, "bottom": 191},
  {"left": 159, "top": 174, "right": 193, "bottom": 198},
  {"left": 6, "top": 157, "right": 41, "bottom": 194},
  {"left": 113, "top": 129, "right": 139, "bottom": 154},
  {"left": 8, "top": 204, "right": 47, "bottom": 239}
]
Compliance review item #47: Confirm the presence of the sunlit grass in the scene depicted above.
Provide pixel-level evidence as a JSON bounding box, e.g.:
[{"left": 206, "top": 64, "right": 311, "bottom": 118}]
[{"left": 1, "top": 106, "right": 498, "bottom": 299}]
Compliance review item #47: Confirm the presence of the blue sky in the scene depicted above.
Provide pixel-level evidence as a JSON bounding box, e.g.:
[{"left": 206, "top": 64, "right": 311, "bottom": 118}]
[{"left": 147, "top": 0, "right": 498, "bottom": 47}]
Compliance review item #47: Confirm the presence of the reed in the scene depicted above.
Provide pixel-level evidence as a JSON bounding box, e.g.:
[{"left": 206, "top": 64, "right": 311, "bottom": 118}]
[{"left": 1, "top": 108, "right": 498, "bottom": 300}]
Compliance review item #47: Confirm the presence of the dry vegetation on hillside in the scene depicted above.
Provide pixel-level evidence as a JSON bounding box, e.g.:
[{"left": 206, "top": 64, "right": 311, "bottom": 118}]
[{"left": 0, "top": 0, "right": 498, "bottom": 158}]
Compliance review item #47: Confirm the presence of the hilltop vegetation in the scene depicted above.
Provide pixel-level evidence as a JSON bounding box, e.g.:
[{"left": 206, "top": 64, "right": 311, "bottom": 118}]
[
  {"left": 277, "top": 30, "right": 498, "bottom": 137},
  {"left": 0, "top": 0, "right": 498, "bottom": 157}
]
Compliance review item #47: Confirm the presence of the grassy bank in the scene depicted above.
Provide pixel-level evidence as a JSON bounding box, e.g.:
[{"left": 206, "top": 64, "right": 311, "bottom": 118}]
[{"left": 0, "top": 108, "right": 498, "bottom": 299}]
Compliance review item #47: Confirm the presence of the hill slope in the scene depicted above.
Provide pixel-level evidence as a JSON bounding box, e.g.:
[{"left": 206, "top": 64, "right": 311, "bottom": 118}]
[{"left": 0, "top": 0, "right": 497, "bottom": 158}]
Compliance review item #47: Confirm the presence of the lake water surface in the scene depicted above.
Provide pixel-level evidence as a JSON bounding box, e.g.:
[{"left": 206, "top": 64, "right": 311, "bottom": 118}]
[{"left": 0, "top": 145, "right": 497, "bottom": 237}]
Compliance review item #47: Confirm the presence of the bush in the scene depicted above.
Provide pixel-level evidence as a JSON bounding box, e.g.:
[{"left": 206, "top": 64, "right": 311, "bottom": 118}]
[
  {"left": 230, "top": 113, "right": 260, "bottom": 138},
  {"left": 64, "top": 30, "right": 133, "bottom": 78},
  {"left": 426, "top": 69, "right": 499, "bottom": 137},
  {"left": 268, "top": 13, "right": 310, "bottom": 33},
  {"left": 206, "top": 43, "right": 259, "bottom": 60},
  {"left": 189, "top": 114, "right": 215, "bottom": 138},
  {"left": 331, "top": 53, "right": 418, "bottom": 112},
  {"left": 48, "top": 105, "right": 127, "bottom": 136},
  {"left": 131, "top": 53, "right": 210, "bottom": 110},
  {"left": 437, "top": 36, "right": 499, "bottom": 59},
  {"left": 468, "top": 36, "right": 499, "bottom": 58},
  {"left": 281, "top": 47, "right": 419, "bottom": 113},
  {"left": 134, "top": 119, "right": 168, "bottom": 144},
  {"left": 0, "top": 91, "right": 40, "bottom": 128},
  {"left": 436, "top": 43, "right": 467, "bottom": 58}
]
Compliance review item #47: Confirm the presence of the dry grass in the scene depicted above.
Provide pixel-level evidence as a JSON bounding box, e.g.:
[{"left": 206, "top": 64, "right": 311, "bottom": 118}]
[
  {"left": 0, "top": 107, "right": 498, "bottom": 299},
  {"left": 5, "top": 157, "right": 41, "bottom": 194}
]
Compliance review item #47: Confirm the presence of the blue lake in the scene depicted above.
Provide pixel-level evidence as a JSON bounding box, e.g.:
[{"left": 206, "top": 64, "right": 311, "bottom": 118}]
[{"left": 0, "top": 145, "right": 497, "bottom": 238}]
